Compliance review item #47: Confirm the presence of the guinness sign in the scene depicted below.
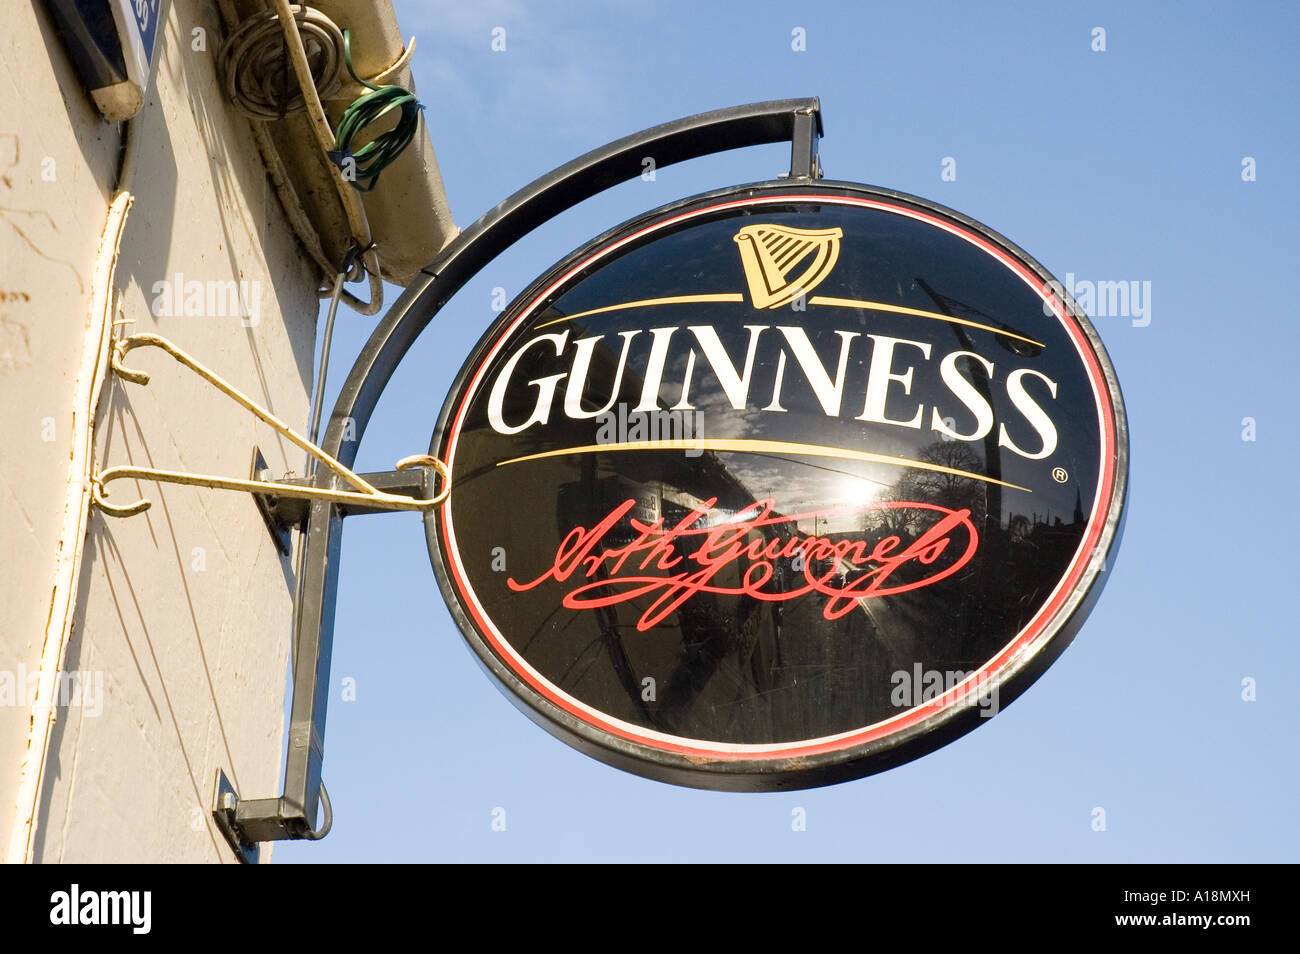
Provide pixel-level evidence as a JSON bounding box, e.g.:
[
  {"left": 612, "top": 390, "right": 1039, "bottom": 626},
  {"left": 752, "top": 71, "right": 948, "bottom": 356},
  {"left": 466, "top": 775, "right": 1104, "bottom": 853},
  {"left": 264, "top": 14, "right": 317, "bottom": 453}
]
[{"left": 427, "top": 181, "right": 1127, "bottom": 790}]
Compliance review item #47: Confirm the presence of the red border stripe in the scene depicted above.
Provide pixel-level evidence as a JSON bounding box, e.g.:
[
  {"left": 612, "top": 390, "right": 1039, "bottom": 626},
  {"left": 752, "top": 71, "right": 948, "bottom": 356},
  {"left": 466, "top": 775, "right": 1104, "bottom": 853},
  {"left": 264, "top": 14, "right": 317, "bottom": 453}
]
[{"left": 439, "top": 194, "right": 1118, "bottom": 761}]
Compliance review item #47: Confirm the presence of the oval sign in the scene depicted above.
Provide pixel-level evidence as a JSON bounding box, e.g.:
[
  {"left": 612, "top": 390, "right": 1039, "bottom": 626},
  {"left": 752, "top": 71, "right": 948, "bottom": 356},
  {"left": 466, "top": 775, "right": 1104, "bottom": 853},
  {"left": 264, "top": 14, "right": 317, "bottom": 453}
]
[{"left": 427, "top": 181, "right": 1128, "bottom": 790}]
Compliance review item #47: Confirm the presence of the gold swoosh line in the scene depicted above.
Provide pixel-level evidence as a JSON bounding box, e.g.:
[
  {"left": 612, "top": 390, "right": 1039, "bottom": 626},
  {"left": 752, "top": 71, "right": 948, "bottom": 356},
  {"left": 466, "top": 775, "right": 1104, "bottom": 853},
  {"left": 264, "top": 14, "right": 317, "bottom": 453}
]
[
  {"left": 534, "top": 294, "right": 745, "bottom": 329},
  {"left": 530, "top": 291, "right": 1044, "bottom": 348},
  {"left": 496, "top": 438, "right": 1031, "bottom": 492},
  {"left": 809, "top": 296, "right": 1045, "bottom": 348}
]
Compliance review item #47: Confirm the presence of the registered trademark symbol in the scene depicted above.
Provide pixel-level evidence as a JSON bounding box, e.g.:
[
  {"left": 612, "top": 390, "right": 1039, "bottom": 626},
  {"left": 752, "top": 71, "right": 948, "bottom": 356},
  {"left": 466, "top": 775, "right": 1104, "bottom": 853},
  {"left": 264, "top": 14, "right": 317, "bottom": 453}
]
[{"left": 1052, "top": 467, "right": 1068, "bottom": 483}]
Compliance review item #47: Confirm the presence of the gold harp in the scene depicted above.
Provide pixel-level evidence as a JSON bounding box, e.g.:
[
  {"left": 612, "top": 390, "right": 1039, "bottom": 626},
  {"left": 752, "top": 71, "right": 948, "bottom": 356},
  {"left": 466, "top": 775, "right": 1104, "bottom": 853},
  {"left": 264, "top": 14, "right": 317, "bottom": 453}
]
[{"left": 733, "top": 224, "right": 843, "bottom": 309}]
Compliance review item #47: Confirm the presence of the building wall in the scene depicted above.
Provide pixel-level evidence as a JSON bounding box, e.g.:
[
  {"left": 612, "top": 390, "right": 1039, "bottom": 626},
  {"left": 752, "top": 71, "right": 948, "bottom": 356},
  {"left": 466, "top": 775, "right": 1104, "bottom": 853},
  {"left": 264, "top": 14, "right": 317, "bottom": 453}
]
[{"left": 1, "top": 1, "right": 318, "bottom": 862}]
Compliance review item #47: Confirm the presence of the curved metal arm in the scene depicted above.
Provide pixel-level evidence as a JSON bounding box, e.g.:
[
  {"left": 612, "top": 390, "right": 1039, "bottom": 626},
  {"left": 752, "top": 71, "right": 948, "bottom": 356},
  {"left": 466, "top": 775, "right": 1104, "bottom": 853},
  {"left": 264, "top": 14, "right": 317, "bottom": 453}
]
[
  {"left": 242, "top": 98, "right": 825, "bottom": 847},
  {"left": 318, "top": 97, "right": 823, "bottom": 466}
]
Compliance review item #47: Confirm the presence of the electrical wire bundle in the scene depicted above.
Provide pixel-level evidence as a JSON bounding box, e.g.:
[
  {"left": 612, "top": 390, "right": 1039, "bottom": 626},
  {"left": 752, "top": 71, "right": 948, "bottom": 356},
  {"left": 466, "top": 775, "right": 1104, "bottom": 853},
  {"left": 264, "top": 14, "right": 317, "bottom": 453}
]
[
  {"left": 328, "top": 30, "right": 424, "bottom": 193},
  {"left": 220, "top": 5, "right": 344, "bottom": 120},
  {"left": 217, "top": 3, "right": 430, "bottom": 311},
  {"left": 220, "top": 8, "right": 422, "bottom": 191}
]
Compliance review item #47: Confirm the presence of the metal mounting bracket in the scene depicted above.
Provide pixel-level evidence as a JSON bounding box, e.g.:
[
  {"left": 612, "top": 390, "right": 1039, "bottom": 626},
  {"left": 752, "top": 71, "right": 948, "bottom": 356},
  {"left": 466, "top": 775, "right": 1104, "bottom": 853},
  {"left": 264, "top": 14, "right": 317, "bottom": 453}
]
[
  {"left": 224, "top": 97, "right": 826, "bottom": 849},
  {"left": 92, "top": 332, "right": 450, "bottom": 520},
  {"left": 212, "top": 769, "right": 260, "bottom": 864},
  {"left": 250, "top": 446, "right": 293, "bottom": 556},
  {"left": 786, "top": 106, "right": 823, "bottom": 179}
]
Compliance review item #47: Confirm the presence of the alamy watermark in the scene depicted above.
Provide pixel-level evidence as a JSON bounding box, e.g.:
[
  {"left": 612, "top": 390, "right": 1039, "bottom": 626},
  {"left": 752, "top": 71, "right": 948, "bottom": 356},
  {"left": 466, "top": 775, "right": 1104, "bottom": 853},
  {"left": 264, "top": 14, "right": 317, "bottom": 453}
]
[
  {"left": 1044, "top": 273, "right": 1151, "bottom": 327},
  {"left": 595, "top": 403, "right": 705, "bottom": 457},
  {"left": 151, "top": 273, "right": 263, "bottom": 326},
  {"left": 0, "top": 665, "right": 103, "bottom": 717},
  {"left": 890, "top": 664, "right": 999, "bottom": 717},
  {"left": 50, "top": 884, "right": 150, "bottom": 934}
]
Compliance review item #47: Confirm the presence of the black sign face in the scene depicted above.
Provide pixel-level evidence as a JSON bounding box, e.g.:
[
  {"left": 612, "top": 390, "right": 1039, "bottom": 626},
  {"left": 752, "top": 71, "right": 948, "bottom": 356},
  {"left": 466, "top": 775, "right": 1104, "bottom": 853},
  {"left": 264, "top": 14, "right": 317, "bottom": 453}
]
[{"left": 427, "top": 181, "right": 1127, "bottom": 790}]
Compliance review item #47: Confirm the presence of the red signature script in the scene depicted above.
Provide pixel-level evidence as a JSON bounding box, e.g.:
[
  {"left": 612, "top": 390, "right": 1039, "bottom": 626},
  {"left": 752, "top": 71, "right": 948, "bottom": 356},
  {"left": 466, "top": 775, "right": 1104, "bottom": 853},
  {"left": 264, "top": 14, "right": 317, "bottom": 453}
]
[{"left": 507, "top": 498, "right": 978, "bottom": 631}]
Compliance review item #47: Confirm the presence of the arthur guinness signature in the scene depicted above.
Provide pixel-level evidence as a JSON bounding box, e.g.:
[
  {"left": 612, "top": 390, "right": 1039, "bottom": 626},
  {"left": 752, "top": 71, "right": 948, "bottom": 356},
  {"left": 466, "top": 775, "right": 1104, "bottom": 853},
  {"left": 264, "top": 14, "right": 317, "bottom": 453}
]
[{"left": 508, "top": 497, "right": 979, "bottom": 631}]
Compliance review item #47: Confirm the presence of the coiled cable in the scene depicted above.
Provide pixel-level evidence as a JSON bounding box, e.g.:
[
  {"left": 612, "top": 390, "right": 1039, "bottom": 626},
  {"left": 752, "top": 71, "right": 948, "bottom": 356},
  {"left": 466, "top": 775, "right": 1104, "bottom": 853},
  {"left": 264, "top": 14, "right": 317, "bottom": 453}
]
[
  {"left": 221, "top": 5, "right": 344, "bottom": 120},
  {"left": 329, "top": 29, "right": 424, "bottom": 192},
  {"left": 217, "top": 3, "right": 425, "bottom": 309}
]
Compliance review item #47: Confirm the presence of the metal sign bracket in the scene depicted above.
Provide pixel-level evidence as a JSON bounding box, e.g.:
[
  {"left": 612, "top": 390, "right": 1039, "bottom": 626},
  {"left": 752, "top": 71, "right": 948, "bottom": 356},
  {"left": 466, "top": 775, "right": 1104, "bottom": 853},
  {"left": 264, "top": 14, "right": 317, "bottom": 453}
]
[
  {"left": 211, "top": 98, "right": 825, "bottom": 849},
  {"left": 212, "top": 769, "right": 260, "bottom": 865},
  {"left": 786, "top": 106, "right": 823, "bottom": 179},
  {"left": 91, "top": 332, "right": 450, "bottom": 520}
]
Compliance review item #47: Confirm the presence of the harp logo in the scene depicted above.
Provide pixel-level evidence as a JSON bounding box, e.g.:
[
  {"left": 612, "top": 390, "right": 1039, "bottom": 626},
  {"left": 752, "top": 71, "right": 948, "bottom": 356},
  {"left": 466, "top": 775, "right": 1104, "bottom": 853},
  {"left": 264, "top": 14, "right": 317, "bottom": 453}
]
[{"left": 734, "top": 223, "right": 843, "bottom": 308}]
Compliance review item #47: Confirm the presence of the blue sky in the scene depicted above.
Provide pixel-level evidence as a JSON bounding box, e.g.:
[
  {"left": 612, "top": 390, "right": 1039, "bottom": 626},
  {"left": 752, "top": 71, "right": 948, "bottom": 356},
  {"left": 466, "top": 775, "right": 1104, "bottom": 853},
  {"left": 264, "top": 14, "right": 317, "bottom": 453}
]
[{"left": 277, "top": 0, "right": 1299, "bottom": 862}]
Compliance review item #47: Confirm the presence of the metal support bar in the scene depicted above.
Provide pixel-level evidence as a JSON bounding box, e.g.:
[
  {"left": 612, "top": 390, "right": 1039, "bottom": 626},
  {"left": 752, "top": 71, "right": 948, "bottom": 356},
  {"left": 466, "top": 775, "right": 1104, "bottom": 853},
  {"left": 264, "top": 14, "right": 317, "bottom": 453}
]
[
  {"left": 94, "top": 457, "right": 447, "bottom": 517},
  {"left": 226, "top": 98, "right": 825, "bottom": 845},
  {"left": 788, "top": 107, "right": 823, "bottom": 179},
  {"left": 91, "top": 332, "right": 449, "bottom": 518},
  {"left": 255, "top": 466, "right": 432, "bottom": 524}
]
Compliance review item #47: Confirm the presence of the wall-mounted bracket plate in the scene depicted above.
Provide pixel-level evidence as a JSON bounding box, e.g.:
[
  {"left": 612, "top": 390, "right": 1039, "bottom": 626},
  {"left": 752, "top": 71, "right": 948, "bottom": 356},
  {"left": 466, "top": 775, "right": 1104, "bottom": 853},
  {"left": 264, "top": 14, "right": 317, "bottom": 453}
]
[
  {"left": 211, "top": 769, "right": 260, "bottom": 865},
  {"left": 250, "top": 446, "right": 294, "bottom": 556}
]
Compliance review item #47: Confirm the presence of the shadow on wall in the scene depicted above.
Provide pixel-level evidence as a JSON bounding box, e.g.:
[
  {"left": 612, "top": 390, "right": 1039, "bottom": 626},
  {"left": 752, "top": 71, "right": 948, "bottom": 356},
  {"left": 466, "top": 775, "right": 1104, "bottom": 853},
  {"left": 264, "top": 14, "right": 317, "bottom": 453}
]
[
  {"left": 39, "top": 0, "right": 319, "bottom": 481},
  {"left": 177, "top": 3, "right": 319, "bottom": 447},
  {"left": 32, "top": 387, "right": 240, "bottom": 863}
]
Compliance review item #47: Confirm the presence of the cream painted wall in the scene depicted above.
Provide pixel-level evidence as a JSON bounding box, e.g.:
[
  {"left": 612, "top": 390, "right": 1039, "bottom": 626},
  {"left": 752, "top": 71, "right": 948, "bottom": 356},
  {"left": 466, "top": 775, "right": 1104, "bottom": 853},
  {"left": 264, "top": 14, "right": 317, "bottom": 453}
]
[{"left": 1, "top": 1, "right": 318, "bottom": 862}]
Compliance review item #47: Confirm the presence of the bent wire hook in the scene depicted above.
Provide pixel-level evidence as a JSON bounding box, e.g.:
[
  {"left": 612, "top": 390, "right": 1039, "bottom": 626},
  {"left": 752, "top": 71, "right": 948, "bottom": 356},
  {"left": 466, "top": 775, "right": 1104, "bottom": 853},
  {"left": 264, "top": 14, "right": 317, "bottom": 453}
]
[{"left": 91, "top": 333, "right": 450, "bottom": 517}]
